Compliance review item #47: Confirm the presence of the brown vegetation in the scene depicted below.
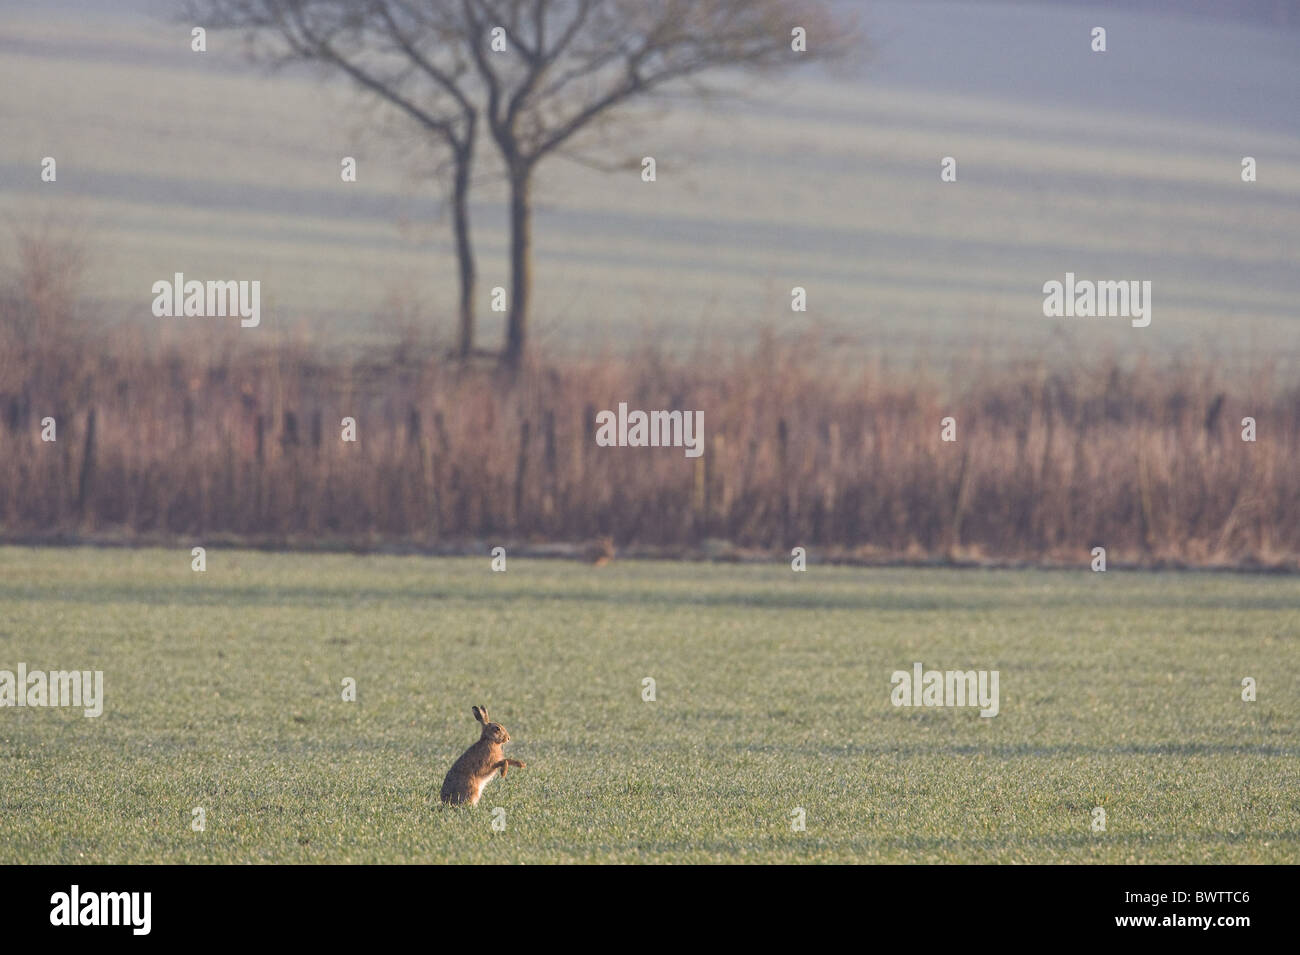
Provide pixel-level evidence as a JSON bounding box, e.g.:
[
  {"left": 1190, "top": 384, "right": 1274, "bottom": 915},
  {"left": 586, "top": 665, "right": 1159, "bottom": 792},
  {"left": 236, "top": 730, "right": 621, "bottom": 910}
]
[{"left": 1, "top": 244, "right": 1297, "bottom": 568}]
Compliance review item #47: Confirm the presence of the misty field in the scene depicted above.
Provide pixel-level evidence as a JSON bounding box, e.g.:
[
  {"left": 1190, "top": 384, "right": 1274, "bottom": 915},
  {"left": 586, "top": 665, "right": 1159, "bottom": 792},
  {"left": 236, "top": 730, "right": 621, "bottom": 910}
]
[{"left": 0, "top": 546, "right": 1297, "bottom": 864}]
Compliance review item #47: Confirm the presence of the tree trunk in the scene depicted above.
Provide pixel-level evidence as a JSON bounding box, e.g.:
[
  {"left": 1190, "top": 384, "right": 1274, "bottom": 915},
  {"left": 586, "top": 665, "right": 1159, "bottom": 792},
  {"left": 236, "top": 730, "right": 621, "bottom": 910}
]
[
  {"left": 502, "top": 167, "right": 532, "bottom": 369},
  {"left": 452, "top": 151, "right": 476, "bottom": 359}
]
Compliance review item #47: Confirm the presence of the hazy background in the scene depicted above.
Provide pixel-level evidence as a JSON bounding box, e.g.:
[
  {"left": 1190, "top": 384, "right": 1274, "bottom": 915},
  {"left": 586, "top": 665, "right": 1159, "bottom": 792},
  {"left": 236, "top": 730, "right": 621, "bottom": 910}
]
[{"left": 2, "top": 0, "right": 1298, "bottom": 366}]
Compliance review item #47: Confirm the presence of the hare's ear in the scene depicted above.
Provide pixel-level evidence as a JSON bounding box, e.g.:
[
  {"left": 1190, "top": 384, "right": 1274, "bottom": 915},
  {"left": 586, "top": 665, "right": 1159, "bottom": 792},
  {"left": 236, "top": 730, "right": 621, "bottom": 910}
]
[
  {"left": 478, "top": 705, "right": 489, "bottom": 723},
  {"left": 472, "top": 705, "right": 485, "bottom": 723}
]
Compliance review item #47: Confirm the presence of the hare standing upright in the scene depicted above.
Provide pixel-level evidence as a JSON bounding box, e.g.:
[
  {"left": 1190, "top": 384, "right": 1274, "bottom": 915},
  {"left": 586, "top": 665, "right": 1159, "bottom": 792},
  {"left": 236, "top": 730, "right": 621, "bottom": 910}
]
[{"left": 440, "top": 705, "right": 525, "bottom": 806}]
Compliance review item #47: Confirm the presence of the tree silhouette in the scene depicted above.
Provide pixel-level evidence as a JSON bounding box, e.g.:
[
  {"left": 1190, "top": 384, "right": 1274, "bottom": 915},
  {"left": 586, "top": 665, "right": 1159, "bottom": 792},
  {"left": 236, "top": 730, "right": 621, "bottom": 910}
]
[
  {"left": 456, "top": 0, "right": 849, "bottom": 367},
  {"left": 196, "top": 0, "right": 483, "bottom": 357},
  {"left": 195, "top": 0, "right": 852, "bottom": 366}
]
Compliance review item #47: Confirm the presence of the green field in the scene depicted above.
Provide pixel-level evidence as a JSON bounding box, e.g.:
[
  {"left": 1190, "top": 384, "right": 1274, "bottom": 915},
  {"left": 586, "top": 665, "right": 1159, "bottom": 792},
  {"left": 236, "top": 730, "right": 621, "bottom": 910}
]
[{"left": 0, "top": 547, "right": 1297, "bottom": 863}]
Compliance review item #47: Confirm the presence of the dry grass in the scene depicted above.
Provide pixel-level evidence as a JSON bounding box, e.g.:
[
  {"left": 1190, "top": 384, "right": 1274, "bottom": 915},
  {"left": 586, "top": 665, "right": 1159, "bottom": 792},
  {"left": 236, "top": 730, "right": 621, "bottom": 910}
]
[{"left": 1, "top": 239, "right": 1297, "bottom": 567}]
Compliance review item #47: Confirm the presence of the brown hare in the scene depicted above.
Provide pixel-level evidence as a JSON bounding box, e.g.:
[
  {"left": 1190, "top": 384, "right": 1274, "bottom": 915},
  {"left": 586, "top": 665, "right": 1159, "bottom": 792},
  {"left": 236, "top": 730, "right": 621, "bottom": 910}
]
[
  {"left": 586, "top": 536, "right": 615, "bottom": 566},
  {"left": 440, "top": 705, "right": 525, "bottom": 806}
]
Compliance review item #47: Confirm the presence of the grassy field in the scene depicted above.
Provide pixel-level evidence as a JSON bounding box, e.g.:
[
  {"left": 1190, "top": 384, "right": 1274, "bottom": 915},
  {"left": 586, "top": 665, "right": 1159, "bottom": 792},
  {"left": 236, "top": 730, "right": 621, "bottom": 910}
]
[
  {"left": 6, "top": 4, "right": 1300, "bottom": 362},
  {"left": 0, "top": 546, "right": 1296, "bottom": 864}
]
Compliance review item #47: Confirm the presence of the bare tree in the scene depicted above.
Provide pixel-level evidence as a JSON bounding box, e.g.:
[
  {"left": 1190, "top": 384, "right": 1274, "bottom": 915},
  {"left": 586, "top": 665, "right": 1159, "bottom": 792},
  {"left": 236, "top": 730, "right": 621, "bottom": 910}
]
[
  {"left": 193, "top": 0, "right": 484, "bottom": 358},
  {"left": 457, "top": 0, "right": 851, "bottom": 367},
  {"left": 194, "top": 0, "right": 851, "bottom": 367}
]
